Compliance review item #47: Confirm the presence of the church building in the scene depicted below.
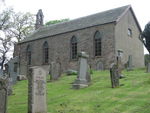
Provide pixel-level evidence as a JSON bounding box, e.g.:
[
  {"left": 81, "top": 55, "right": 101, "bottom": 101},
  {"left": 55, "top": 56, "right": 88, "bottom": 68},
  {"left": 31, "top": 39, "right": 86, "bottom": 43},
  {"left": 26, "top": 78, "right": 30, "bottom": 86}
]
[{"left": 15, "top": 5, "right": 144, "bottom": 76}]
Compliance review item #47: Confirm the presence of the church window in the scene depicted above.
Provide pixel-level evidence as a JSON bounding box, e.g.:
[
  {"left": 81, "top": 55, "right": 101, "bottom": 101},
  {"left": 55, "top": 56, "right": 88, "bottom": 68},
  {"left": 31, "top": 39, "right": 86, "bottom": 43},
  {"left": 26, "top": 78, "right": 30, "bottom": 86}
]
[
  {"left": 128, "top": 28, "right": 132, "bottom": 37},
  {"left": 71, "top": 36, "right": 77, "bottom": 59},
  {"left": 94, "top": 31, "right": 102, "bottom": 56},
  {"left": 26, "top": 45, "right": 32, "bottom": 65},
  {"left": 43, "top": 41, "right": 49, "bottom": 64}
]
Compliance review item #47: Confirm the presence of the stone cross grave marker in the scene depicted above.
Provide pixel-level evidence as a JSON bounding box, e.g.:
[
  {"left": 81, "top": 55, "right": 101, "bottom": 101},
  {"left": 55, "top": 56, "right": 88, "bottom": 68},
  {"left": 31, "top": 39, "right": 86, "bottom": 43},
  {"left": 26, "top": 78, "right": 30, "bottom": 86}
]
[
  {"left": 28, "top": 66, "right": 47, "bottom": 113},
  {"left": 72, "top": 52, "right": 91, "bottom": 89},
  {"left": 0, "top": 76, "right": 8, "bottom": 113}
]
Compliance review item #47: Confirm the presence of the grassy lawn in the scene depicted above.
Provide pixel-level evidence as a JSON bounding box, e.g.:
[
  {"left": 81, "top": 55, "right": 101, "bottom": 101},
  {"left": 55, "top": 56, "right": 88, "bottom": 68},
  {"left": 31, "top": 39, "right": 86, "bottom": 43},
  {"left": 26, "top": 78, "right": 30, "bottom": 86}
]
[{"left": 7, "top": 68, "right": 150, "bottom": 113}]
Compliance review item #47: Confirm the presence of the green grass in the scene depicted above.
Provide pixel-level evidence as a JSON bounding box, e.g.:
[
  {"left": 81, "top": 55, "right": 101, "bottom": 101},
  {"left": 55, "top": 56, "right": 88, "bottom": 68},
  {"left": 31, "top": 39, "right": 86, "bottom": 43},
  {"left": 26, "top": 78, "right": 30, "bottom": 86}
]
[{"left": 7, "top": 68, "right": 150, "bottom": 113}]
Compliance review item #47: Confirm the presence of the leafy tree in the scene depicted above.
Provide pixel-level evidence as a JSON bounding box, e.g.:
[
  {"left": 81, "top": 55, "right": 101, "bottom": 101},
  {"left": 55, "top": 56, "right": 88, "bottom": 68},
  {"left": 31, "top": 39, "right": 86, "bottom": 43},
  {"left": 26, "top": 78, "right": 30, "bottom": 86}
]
[
  {"left": 0, "top": 7, "right": 35, "bottom": 69},
  {"left": 45, "top": 18, "right": 69, "bottom": 26},
  {"left": 140, "top": 22, "right": 150, "bottom": 54}
]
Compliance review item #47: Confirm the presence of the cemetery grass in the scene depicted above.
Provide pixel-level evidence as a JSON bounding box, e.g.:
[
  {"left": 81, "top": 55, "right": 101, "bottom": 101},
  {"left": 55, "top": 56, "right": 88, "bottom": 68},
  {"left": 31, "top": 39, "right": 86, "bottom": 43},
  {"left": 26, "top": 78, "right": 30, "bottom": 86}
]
[{"left": 8, "top": 68, "right": 150, "bottom": 113}]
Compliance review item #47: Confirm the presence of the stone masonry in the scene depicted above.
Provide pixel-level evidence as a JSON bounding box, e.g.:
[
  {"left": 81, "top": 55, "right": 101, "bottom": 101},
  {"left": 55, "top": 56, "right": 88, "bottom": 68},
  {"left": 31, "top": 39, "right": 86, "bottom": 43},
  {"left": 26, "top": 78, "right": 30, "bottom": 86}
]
[{"left": 16, "top": 5, "right": 144, "bottom": 76}]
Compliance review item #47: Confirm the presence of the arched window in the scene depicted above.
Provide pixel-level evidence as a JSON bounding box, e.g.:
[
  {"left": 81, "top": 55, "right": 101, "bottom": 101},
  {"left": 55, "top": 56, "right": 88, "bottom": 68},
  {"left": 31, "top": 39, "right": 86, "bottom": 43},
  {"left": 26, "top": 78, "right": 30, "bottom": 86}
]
[
  {"left": 43, "top": 41, "right": 49, "bottom": 64},
  {"left": 94, "top": 31, "right": 102, "bottom": 56},
  {"left": 71, "top": 36, "right": 77, "bottom": 59},
  {"left": 26, "top": 45, "right": 31, "bottom": 65}
]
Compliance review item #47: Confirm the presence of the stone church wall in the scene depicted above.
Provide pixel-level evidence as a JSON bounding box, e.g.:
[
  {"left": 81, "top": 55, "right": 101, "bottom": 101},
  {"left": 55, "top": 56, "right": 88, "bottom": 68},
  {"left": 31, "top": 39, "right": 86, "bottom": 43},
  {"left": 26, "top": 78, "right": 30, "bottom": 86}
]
[
  {"left": 115, "top": 9, "right": 144, "bottom": 67},
  {"left": 19, "top": 23, "right": 116, "bottom": 76}
]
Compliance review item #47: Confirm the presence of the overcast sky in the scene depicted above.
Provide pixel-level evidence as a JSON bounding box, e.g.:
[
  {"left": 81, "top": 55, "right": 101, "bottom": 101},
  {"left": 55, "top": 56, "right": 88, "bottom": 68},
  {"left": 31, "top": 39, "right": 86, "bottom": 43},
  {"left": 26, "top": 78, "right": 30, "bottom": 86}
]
[{"left": 1, "top": 0, "right": 150, "bottom": 54}]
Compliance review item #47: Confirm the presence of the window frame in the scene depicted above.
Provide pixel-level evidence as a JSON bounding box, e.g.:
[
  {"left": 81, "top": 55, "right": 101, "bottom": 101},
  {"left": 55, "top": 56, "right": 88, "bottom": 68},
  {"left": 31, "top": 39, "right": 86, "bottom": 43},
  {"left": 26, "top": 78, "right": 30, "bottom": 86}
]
[
  {"left": 70, "top": 36, "right": 78, "bottom": 60},
  {"left": 26, "top": 45, "right": 32, "bottom": 65},
  {"left": 94, "top": 31, "right": 102, "bottom": 56},
  {"left": 128, "top": 28, "right": 132, "bottom": 37},
  {"left": 43, "top": 41, "right": 49, "bottom": 64}
]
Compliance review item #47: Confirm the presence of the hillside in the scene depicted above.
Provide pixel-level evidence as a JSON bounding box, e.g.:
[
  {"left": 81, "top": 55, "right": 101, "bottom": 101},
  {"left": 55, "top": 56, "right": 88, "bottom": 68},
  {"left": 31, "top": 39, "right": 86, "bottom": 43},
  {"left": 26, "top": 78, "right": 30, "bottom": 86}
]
[{"left": 8, "top": 69, "right": 150, "bottom": 113}]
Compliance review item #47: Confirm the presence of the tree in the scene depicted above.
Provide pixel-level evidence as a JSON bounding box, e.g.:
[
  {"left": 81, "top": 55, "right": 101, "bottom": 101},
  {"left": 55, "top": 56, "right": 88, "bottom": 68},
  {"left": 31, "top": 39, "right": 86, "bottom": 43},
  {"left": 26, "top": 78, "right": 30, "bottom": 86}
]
[
  {"left": 140, "top": 22, "right": 150, "bottom": 54},
  {"left": 45, "top": 18, "right": 69, "bottom": 26},
  {"left": 0, "top": 8, "right": 13, "bottom": 70},
  {"left": 6, "top": 12, "right": 35, "bottom": 42},
  {"left": 0, "top": 7, "right": 35, "bottom": 70},
  {"left": 0, "top": 36, "right": 12, "bottom": 70}
]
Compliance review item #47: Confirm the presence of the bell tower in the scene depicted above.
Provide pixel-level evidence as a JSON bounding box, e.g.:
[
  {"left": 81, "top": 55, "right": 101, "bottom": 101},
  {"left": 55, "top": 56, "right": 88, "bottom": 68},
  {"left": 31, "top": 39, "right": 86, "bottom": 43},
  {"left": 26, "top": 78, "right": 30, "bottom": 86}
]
[{"left": 35, "top": 9, "right": 44, "bottom": 30}]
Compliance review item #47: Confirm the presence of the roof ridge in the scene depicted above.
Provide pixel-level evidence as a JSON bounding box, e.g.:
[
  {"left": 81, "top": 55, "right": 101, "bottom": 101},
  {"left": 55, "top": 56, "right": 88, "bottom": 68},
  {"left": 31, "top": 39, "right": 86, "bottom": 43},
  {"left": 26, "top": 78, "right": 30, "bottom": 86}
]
[
  {"left": 20, "top": 5, "right": 130, "bottom": 43},
  {"left": 44, "top": 5, "right": 130, "bottom": 29}
]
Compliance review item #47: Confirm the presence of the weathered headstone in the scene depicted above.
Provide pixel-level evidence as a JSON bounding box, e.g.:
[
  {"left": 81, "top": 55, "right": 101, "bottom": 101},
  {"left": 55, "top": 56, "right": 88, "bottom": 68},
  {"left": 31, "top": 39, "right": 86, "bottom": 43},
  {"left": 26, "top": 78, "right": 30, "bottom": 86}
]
[
  {"left": 110, "top": 63, "right": 119, "bottom": 88},
  {"left": 0, "top": 69, "right": 3, "bottom": 77},
  {"left": 0, "top": 76, "right": 8, "bottom": 113},
  {"left": 96, "top": 61, "right": 104, "bottom": 70},
  {"left": 72, "top": 52, "right": 91, "bottom": 89},
  {"left": 116, "top": 56, "right": 124, "bottom": 79},
  {"left": 28, "top": 66, "right": 47, "bottom": 113},
  {"left": 7, "top": 77, "right": 13, "bottom": 96},
  {"left": 147, "top": 62, "right": 150, "bottom": 73},
  {"left": 127, "top": 55, "right": 133, "bottom": 71},
  {"left": 5, "top": 57, "right": 19, "bottom": 85},
  {"left": 49, "top": 62, "right": 61, "bottom": 80}
]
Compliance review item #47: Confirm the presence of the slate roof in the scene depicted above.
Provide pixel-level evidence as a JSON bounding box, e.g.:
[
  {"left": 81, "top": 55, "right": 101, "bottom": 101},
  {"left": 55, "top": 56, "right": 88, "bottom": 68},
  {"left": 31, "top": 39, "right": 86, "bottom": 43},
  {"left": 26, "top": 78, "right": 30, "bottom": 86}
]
[{"left": 20, "top": 5, "right": 131, "bottom": 43}]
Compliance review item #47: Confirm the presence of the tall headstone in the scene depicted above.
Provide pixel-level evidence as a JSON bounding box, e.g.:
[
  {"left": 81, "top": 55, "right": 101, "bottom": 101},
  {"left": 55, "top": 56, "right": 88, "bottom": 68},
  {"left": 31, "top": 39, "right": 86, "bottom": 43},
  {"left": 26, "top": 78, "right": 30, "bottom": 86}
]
[
  {"left": 7, "top": 77, "right": 13, "bottom": 96},
  {"left": 49, "top": 62, "right": 61, "bottom": 80},
  {"left": 0, "top": 69, "right": 3, "bottom": 77},
  {"left": 127, "top": 55, "right": 133, "bottom": 71},
  {"left": 110, "top": 63, "right": 119, "bottom": 88},
  {"left": 96, "top": 61, "right": 104, "bottom": 70},
  {"left": 117, "top": 56, "right": 124, "bottom": 78},
  {"left": 0, "top": 76, "right": 8, "bottom": 113},
  {"left": 28, "top": 66, "right": 47, "bottom": 113},
  {"left": 72, "top": 52, "right": 91, "bottom": 89},
  {"left": 147, "top": 63, "right": 150, "bottom": 73}
]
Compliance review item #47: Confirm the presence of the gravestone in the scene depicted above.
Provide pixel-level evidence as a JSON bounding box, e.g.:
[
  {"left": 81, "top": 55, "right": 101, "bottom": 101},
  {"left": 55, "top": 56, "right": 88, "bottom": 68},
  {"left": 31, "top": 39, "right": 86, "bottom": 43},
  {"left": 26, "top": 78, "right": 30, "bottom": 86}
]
[
  {"left": 72, "top": 52, "right": 91, "bottom": 89},
  {"left": 49, "top": 62, "right": 61, "bottom": 80},
  {"left": 28, "top": 66, "right": 47, "bottom": 113},
  {"left": 110, "top": 63, "right": 119, "bottom": 88},
  {"left": 117, "top": 56, "right": 124, "bottom": 79},
  {"left": 127, "top": 55, "right": 133, "bottom": 71},
  {"left": 147, "top": 63, "right": 150, "bottom": 73},
  {"left": 7, "top": 77, "right": 13, "bottom": 96},
  {"left": 6, "top": 57, "right": 19, "bottom": 85},
  {"left": 0, "top": 69, "right": 3, "bottom": 77},
  {"left": 0, "top": 76, "right": 8, "bottom": 113},
  {"left": 96, "top": 61, "right": 104, "bottom": 70}
]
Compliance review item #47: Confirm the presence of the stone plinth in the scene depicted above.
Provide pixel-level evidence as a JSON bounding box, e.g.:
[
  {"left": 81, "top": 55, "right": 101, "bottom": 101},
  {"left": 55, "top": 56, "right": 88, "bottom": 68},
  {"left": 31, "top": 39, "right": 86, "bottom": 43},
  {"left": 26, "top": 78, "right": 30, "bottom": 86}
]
[
  {"left": 28, "top": 66, "right": 47, "bottom": 113},
  {"left": 72, "top": 52, "right": 91, "bottom": 89}
]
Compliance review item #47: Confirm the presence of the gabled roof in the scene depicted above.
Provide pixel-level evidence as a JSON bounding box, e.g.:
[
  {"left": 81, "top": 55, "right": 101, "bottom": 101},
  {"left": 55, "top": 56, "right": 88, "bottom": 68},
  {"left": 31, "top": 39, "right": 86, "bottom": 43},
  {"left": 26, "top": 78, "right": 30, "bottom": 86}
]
[{"left": 20, "top": 5, "right": 138, "bottom": 43}]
